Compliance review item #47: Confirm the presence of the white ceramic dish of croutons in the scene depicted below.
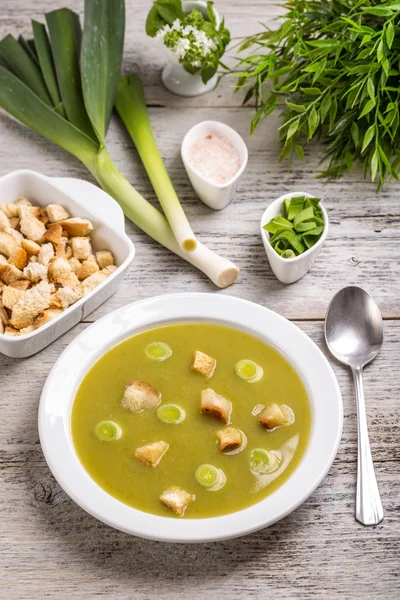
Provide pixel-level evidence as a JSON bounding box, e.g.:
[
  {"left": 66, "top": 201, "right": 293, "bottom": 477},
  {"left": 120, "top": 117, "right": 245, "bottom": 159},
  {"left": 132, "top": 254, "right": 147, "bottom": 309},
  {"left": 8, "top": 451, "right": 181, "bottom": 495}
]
[
  {"left": 0, "top": 170, "right": 135, "bottom": 358},
  {"left": 39, "top": 293, "right": 342, "bottom": 543}
]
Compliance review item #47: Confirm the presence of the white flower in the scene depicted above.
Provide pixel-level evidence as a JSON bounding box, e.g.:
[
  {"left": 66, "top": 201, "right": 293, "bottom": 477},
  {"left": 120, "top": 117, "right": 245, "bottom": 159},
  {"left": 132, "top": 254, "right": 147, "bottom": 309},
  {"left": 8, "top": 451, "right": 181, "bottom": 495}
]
[
  {"left": 156, "top": 23, "right": 171, "bottom": 39},
  {"left": 182, "top": 25, "right": 195, "bottom": 35},
  {"left": 175, "top": 37, "right": 190, "bottom": 59},
  {"left": 171, "top": 19, "right": 182, "bottom": 31},
  {"left": 191, "top": 60, "right": 201, "bottom": 67}
]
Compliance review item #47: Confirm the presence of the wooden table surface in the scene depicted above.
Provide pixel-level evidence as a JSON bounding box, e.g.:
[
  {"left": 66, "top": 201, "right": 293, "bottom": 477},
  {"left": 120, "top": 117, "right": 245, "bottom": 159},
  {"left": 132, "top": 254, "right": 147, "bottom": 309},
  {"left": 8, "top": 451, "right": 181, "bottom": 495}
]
[{"left": 1, "top": 1, "right": 399, "bottom": 598}]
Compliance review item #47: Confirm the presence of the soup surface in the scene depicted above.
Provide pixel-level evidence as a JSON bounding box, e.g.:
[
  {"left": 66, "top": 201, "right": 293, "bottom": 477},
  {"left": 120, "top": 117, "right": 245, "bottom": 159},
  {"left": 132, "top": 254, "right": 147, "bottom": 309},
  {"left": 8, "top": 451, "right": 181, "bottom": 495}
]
[{"left": 72, "top": 322, "right": 311, "bottom": 518}]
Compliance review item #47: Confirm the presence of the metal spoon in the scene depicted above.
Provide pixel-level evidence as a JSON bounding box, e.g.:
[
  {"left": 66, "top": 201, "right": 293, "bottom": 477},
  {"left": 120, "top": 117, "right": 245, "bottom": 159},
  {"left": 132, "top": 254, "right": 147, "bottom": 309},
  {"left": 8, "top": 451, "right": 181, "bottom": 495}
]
[{"left": 325, "top": 286, "right": 384, "bottom": 526}]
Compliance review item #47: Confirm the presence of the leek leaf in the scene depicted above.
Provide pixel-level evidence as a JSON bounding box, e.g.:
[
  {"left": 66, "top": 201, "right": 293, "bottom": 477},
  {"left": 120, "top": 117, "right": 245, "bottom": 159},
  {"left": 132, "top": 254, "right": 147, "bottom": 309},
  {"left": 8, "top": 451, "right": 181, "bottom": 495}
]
[
  {"left": 18, "top": 35, "right": 39, "bottom": 63},
  {"left": 0, "top": 67, "right": 99, "bottom": 163},
  {"left": 46, "top": 9, "right": 96, "bottom": 139},
  {"left": 0, "top": 34, "right": 52, "bottom": 105},
  {"left": 32, "top": 20, "right": 65, "bottom": 116},
  {"left": 81, "top": 0, "right": 125, "bottom": 142}
]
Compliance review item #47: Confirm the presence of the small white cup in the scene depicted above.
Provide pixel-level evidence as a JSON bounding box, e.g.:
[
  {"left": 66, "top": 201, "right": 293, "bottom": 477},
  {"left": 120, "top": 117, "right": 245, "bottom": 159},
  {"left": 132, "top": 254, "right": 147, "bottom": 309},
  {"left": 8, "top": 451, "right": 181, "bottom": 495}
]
[
  {"left": 181, "top": 120, "right": 248, "bottom": 210},
  {"left": 260, "top": 191, "right": 329, "bottom": 284}
]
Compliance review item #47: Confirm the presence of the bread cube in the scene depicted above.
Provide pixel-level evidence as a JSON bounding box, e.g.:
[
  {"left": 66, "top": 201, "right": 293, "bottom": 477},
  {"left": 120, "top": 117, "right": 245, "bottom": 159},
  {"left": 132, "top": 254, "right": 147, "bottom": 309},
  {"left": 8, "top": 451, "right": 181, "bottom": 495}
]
[
  {"left": 1, "top": 203, "right": 19, "bottom": 218},
  {"left": 58, "top": 218, "right": 94, "bottom": 237},
  {"left": 258, "top": 403, "right": 288, "bottom": 430},
  {"left": 0, "top": 231, "right": 19, "bottom": 258},
  {"left": 46, "top": 204, "right": 70, "bottom": 223},
  {"left": 19, "top": 214, "right": 46, "bottom": 243},
  {"left": 0, "top": 264, "right": 24, "bottom": 285},
  {"left": 77, "top": 257, "right": 99, "bottom": 280},
  {"left": 0, "top": 211, "right": 10, "bottom": 231},
  {"left": 121, "top": 381, "right": 161, "bottom": 413},
  {"left": 160, "top": 487, "right": 195, "bottom": 517},
  {"left": 21, "top": 239, "right": 41, "bottom": 256},
  {"left": 96, "top": 250, "right": 114, "bottom": 269},
  {"left": 33, "top": 309, "right": 63, "bottom": 330},
  {"left": 81, "top": 271, "right": 106, "bottom": 295},
  {"left": 134, "top": 440, "right": 169, "bottom": 468},
  {"left": 49, "top": 286, "right": 80, "bottom": 310},
  {"left": 201, "top": 388, "right": 232, "bottom": 424},
  {"left": 8, "top": 280, "right": 31, "bottom": 291},
  {"left": 38, "top": 243, "right": 55, "bottom": 267},
  {"left": 10, "top": 281, "right": 51, "bottom": 329},
  {"left": 2, "top": 286, "right": 25, "bottom": 310},
  {"left": 71, "top": 237, "right": 92, "bottom": 260},
  {"left": 216, "top": 426, "right": 242, "bottom": 452},
  {"left": 192, "top": 350, "right": 216, "bottom": 378},
  {"left": 44, "top": 223, "right": 63, "bottom": 245},
  {"left": 23, "top": 263, "right": 48, "bottom": 283},
  {"left": 102, "top": 265, "right": 117, "bottom": 277},
  {"left": 8, "top": 247, "right": 28, "bottom": 270}
]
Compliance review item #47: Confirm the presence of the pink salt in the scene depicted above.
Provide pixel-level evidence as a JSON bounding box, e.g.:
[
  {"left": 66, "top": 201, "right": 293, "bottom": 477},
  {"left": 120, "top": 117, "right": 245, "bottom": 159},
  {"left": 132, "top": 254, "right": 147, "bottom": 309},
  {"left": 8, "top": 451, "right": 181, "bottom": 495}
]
[{"left": 188, "top": 132, "right": 241, "bottom": 184}]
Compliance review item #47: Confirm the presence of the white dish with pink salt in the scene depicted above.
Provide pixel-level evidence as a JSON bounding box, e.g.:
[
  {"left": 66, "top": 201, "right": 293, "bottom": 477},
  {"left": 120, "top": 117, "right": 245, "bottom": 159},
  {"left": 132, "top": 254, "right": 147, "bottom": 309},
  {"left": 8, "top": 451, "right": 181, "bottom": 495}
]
[{"left": 181, "top": 121, "right": 248, "bottom": 210}]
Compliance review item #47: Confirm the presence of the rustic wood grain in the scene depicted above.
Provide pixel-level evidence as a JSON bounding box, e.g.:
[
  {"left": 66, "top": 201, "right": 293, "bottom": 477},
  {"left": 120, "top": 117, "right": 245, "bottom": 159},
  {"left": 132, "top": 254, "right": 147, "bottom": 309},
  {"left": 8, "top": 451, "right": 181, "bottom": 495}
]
[{"left": 0, "top": 0, "right": 399, "bottom": 598}]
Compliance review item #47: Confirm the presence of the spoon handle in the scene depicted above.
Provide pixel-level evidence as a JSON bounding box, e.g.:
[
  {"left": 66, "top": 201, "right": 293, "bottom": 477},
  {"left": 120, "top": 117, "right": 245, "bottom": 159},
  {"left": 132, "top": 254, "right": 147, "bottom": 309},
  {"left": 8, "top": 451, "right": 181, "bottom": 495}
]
[{"left": 352, "top": 367, "right": 384, "bottom": 526}]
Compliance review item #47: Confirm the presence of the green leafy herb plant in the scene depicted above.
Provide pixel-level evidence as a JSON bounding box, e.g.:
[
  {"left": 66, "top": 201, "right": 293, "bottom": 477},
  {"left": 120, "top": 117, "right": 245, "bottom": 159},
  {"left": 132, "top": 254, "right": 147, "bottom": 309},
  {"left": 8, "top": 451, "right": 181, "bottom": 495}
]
[
  {"left": 146, "top": 0, "right": 230, "bottom": 83},
  {"left": 234, "top": 0, "right": 400, "bottom": 190}
]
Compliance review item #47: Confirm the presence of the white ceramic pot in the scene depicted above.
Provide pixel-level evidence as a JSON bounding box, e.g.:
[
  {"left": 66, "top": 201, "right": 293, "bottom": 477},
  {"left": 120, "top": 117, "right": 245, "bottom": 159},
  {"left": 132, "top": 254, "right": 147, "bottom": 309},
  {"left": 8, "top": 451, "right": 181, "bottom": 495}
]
[
  {"left": 181, "top": 120, "right": 248, "bottom": 210},
  {"left": 39, "top": 293, "right": 342, "bottom": 543},
  {"left": 260, "top": 191, "right": 329, "bottom": 285},
  {"left": 0, "top": 170, "right": 135, "bottom": 358},
  {"left": 161, "top": 1, "right": 220, "bottom": 97}
]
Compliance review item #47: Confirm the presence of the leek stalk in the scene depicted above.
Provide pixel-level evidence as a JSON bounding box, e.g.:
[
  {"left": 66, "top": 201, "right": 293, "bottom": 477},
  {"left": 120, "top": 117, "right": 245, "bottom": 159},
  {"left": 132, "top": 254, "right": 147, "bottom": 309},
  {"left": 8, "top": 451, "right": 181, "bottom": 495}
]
[
  {"left": 0, "top": 0, "right": 239, "bottom": 287},
  {"left": 116, "top": 75, "right": 197, "bottom": 252}
]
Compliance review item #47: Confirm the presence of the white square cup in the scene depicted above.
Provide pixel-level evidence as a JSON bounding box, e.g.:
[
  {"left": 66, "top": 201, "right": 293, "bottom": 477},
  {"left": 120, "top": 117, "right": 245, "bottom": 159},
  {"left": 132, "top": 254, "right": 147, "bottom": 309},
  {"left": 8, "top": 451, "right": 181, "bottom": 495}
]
[{"left": 0, "top": 170, "right": 135, "bottom": 358}]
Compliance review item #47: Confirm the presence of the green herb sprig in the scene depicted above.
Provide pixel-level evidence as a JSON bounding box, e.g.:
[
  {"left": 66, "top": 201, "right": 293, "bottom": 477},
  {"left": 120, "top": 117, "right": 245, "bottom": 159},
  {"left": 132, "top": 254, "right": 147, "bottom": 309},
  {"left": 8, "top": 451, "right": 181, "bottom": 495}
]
[{"left": 234, "top": 0, "right": 400, "bottom": 191}]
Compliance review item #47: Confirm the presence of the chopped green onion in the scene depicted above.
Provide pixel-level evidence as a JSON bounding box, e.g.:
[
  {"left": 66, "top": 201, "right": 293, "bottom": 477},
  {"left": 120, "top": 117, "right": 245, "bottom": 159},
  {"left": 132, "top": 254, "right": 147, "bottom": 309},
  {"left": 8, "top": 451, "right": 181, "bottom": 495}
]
[
  {"left": 264, "top": 195, "right": 324, "bottom": 258},
  {"left": 235, "top": 359, "right": 264, "bottom": 383},
  {"left": 195, "top": 464, "right": 226, "bottom": 491},
  {"left": 145, "top": 341, "right": 172, "bottom": 362},
  {"left": 156, "top": 404, "right": 186, "bottom": 424},
  {"left": 281, "top": 249, "right": 296, "bottom": 259},
  {"left": 250, "top": 448, "right": 282, "bottom": 475},
  {"left": 94, "top": 420, "right": 122, "bottom": 441}
]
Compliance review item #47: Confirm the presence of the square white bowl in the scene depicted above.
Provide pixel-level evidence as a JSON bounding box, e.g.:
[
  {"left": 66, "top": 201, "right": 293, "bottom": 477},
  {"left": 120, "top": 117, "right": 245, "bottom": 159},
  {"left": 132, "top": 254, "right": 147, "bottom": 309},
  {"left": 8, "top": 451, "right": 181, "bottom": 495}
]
[{"left": 0, "top": 170, "right": 135, "bottom": 358}]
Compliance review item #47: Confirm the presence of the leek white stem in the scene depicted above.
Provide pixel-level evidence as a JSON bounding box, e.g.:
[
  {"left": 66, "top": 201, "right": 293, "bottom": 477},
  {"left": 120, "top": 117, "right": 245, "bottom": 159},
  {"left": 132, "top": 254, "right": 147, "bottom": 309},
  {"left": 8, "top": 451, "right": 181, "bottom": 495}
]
[
  {"left": 91, "top": 148, "right": 239, "bottom": 287},
  {"left": 115, "top": 75, "right": 197, "bottom": 252}
]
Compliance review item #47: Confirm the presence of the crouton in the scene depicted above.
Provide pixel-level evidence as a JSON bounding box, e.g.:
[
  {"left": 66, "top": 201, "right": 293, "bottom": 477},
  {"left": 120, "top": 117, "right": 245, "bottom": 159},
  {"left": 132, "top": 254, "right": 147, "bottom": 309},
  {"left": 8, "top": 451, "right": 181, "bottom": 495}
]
[
  {"left": 5, "top": 227, "right": 23, "bottom": 243},
  {"left": 1, "top": 203, "right": 19, "bottom": 218},
  {"left": 48, "top": 248, "right": 72, "bottom": 283},
  {"left": 4, "top": 326, "right": 20, "bottom": 337},
  {"left": 21, "top": 239, "right": 41, "bottom": 256},
  {"left": 33, "top": 308, "right": 62, "bottom": 330},
  {"left": 0, "top": 231, "right": 19, "bottom": 258},
  {"left": 19, "top": 213, "right": 46, "bottom": 243},
  {"left": 77, "top": 257, "right": 99, "bottom": 280},
  {"left": 134, "top": 441, "right": 169, "bottom": 468},
  {"left": 0, "top": 255, "right": 7, "bottom": 265},
  {"left": 0, "top": 305, "right": 9, "bottom": 326},
  {"left": 201, "top": 388, "right": 232, "bottom": 424},
  {"left": 38, "top": 243, "right": 54, "bottom": 266},
  {"left": 65, "top": 243, "right": 72, "bottom": 259},
  {"left": 0, "top": 211, "right": 10, "bottom": 230},
  {"left": 49, "top": 286, "right": 80, "bottom": 310},
  {"left": 58, "top": 217, "right": 94, "bottom": 237},
  {"left": 57, "top": 271, "right": 81, "bottom": 291},
  {"left": 19, "top": 325, "right": 35, "bottom": 335},
  {"left": 8, "top": 247, "right": 28, "bottom": 270},
  {"left": 192, "top": 350, "right": 216, "bottom": 378},
  {"left": 102, "top": 265, "right": 117, "bottom": 277},
  {"left": 15, "top": 196, "right": 31, "bottom": 207},
  {"left": 216, "top": 427, "right": 242, "bottom": 452},
  {"left": 44, "top": 223, "right": 62, "bottom": 245},
  {"left": 46, "top": 204, "right": 70, "bottom": 223},
  {"left": 121, "top": 381, "right": 162, "bottom": 413},
  {"left": 81, "top": 271, "right": 106, "bottom": 295},
  {"left": 9, "top": 217, "right": 20, "bottom": 229},
  {"left": 0, "top": 263, "right": 24, "bottom": 285},
  {"left": 71, "top": 236, "right": 92, "bottom": 260},
  {"left": 96, "top": 250, "right": 114, "bottom": 269},
  {"left": 18, "top": 205, "right": 41, "bottom": 219},
  {"left": 258, "top": 403, "right": 288, "bottom": 430},
  {"left": 9, "top": 280, "right": 31, "bottom": 291},
  {"left": 160, "top": 487, "right": 195, "bottom": 517},
  {"left": 10, "top": 281, "right": 51, "bottom": 329},
  {"left": 38, "top": 208, "right": 50, "bottom": 225},
  {"left": 23, "top": 262, "right": 48, "bottom": 283},
  {"left": 68, "top": 257, "right": 81, "bottom": 274},
  {"left": 2, "top": 286, "right": 25, "bottom": 310}
]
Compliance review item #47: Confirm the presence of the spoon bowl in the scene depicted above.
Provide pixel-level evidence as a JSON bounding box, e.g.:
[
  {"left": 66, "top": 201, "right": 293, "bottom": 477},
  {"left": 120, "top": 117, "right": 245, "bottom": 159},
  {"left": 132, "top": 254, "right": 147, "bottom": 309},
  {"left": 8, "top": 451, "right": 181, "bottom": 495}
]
[{"left": 325, "top": 286, "right": 383, "bottom": 368}]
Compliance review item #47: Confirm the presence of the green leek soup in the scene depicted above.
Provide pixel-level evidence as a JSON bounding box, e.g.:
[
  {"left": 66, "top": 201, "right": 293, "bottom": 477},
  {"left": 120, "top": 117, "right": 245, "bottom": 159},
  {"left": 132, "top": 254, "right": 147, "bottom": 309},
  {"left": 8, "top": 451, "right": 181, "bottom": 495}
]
[{"left": 71, "top": 323, "right": 311, "bottom": 518}]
